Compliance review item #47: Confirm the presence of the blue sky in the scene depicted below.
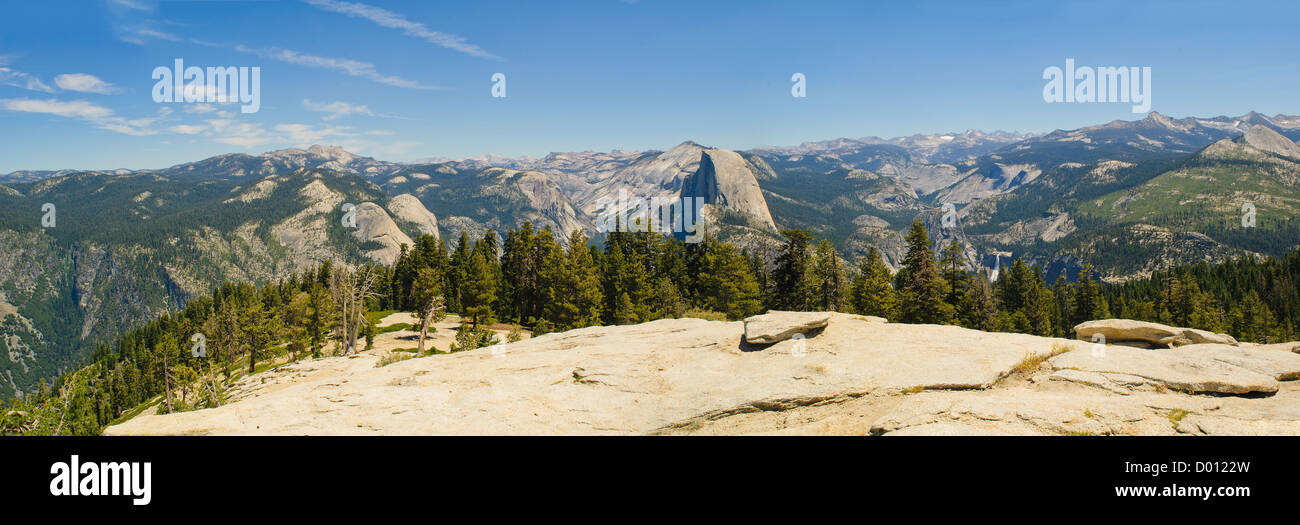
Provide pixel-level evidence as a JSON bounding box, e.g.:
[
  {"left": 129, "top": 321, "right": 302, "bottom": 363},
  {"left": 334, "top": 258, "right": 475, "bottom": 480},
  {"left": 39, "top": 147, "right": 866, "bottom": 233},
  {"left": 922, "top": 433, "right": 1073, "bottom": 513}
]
[{"left": 0, "top": 0, "right": 1297, "bottom": 173}]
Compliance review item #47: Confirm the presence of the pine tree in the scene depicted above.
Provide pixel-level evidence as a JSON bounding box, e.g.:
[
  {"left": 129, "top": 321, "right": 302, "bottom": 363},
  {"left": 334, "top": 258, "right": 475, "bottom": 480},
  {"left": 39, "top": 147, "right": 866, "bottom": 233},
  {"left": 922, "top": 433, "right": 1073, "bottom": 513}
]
[
  {"left": 1232, "top": 290, "right": 1277, "bottom": 344},
  {"left": 814, "top": 239, "right": 847, "bottom": 312},
  {"left": 1071, "top": 264, "right": 1105, "bottom": 326},
  {"left": 613, "top": 292, "right": 636, "bottom": 325},
  {"left": 1052, "top": 274, "right": 1074, "bottom": 335},
  {"left": 939, "top": 240, "right": 968, "bottom": 308},
  {"left": 897, "top": 221, "right": 953, "bottom": 324},
  {"left": 959, "top": 271, "right": 998, "bottom": 330},
  {"left": 156, "top": 333, "right": 178, "bottom": 414},
  {"left": 463, "top": 243, "right": 498, "bottom": 328},
  {"left": 772, "top": 229, "right": 816, "bottom": 311},
  {"left": 239, "top": 298, "right": 278, "bottom": 374},
  {"left": 601, "top": 232, "right": 652, "bottom": 324},
  {"left": 649, "top": 276, "right": 687, "bottom": 319},
  {"left": 848, "top": 246, "right": 896, "bottom": 319},
  {"left": 411, "top": 267, "right": 447, "bottom": 354},
  {"left": 306, "top": 281, "right": 331, "bottom": 358},
  {"left": 447, "top": 231, "right": 472, "bottom": 313},
  {"left": 698, "top": 239, "right": 763, "bottom": 319},
  {"left": 285, "top": 291, "right": 311, "bottom": 361},
  {"left": 543, "top": 231, "right": 604, "bottom": 330}
]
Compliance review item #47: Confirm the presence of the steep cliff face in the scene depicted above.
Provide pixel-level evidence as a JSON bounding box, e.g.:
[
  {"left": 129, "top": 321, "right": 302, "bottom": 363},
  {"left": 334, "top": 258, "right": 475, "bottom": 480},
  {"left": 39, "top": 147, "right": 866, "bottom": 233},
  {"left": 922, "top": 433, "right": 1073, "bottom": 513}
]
[
  {"left": 386, "top": 193, "right": 440, "bottom": 239},
  {"left": 571, "top": 141, "right": 705, "bottom": 217},
  {"left": 680, "top": 149, "right": 777, "bottom": 233},
  {"left": 0, "top": 169, "right": 434, "bottom": 398},
  {"left": 351, "top": 202, "right": 414, "bottom": 265}
]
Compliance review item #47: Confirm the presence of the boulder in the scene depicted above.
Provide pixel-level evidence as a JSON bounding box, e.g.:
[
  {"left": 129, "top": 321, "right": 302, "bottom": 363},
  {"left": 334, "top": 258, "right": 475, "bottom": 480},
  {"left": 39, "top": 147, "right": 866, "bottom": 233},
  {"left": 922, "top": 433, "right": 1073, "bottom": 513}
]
[
  {"left": 1051, "top": 345, "right": 1277, "bottom": 394},
  {"left": 1173, "top": 343, "right": 1300, "bottom": 381},
  {"left": 1074, "top": 319, "right": 1237, "bottom": 347},
  {"left": 743, "top": 311, "right": 831, "bottom": 344}
]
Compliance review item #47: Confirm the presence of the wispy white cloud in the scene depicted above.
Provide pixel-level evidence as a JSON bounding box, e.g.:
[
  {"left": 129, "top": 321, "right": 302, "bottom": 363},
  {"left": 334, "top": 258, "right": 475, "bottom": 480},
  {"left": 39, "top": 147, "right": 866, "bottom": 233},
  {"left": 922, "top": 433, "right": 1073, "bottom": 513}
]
[
  {"left": 0, "top": 98, "right": 113, "bottom": 119},
  {"left": 168, "top": 124, "right": 206, "bottom": 135},
  {"left": 108, "top": 0, "right": 154, "bottom": 12},
  {"left": 177, "top": 118, "right": 366, "bottom": 150},
  {"left": 184, "top": 103, "right": 219, "bottom": 114},
  {"left": 206, "top": 118, "right": 270, "bottom": 147},
  {"left": 0, "top": 97, "right": 159, "bottom": 136},
  {"left": 234, "top": 45, "right": 439, "bottom": 90},
  {"left": 114, "top": 21, "right": 440, "bottom": 91},
  {"left": 53, "top": 73, "right": 118, "bottom": 94},
  {"left": 128, "top": 26, "right": 183, "bottom": 44},
  {"left": 303, "top": 0, "right": 498, "bottom": 60},
  {"left": 303, "top": 98, "right": 375, "bottom": 120},
  {"left": 0, "top": 66, "right": 55, "bottom": 93},
  {"left": 274, "top": 123, "right": 354, "bottom": 144}
]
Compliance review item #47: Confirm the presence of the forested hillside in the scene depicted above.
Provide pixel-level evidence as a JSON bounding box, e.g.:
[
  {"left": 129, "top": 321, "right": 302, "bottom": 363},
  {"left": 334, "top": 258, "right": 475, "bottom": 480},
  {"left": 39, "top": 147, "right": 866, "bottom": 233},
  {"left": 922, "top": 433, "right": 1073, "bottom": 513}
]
[
  {"left": 7, "top": 218, "right": 1298, "bottom": 435},
  {"left": 5, "top": 112, "right": 1300, "bottom": 414},
  {"left": 0, "top": 168, "right": 433, "bottom": 399}
]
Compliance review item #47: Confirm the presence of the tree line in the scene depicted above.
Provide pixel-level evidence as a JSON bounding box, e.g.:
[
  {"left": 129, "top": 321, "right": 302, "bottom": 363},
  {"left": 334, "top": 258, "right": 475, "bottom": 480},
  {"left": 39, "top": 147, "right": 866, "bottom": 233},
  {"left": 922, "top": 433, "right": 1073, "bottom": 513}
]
[{"left": 5, "top": 219, "right": 1298, "bottom": 435}]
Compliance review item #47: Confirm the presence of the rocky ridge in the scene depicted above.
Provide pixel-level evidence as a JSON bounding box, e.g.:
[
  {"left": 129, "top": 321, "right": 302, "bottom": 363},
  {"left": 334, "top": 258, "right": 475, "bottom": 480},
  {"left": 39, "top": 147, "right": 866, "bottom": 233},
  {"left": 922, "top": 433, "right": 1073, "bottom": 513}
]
[{"left": 104, "top": 313, "right": 1300, "bottom": 436}]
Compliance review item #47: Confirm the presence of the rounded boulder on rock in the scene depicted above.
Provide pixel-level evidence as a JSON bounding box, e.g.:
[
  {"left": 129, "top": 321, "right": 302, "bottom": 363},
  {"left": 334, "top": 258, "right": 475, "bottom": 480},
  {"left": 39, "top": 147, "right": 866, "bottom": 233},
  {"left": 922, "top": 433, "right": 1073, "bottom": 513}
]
[
  {"left": 1074, "top": 319, "right": 1237, "bottom": 348},
  {"left": 743, "top": 311, "right": 834, "bottom": 344}
]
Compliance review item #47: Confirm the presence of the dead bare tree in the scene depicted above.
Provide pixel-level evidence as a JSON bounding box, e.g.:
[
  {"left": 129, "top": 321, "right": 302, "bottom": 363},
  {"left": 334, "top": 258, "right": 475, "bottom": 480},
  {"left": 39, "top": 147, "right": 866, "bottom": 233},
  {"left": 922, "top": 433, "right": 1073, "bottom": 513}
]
[
  {"left": 331, "top": 264, "right": 382, "bottom": 356},
  {"left": 52, "top": 367, "right": 89, "bottom": 435}
]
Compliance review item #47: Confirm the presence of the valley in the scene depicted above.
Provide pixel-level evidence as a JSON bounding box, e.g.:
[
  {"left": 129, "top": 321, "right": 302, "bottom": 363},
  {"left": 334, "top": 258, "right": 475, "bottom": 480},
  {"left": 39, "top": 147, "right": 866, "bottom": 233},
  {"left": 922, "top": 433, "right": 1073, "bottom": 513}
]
[{"left": 2, "top": 111, "right": 1300, "bottom": 404}]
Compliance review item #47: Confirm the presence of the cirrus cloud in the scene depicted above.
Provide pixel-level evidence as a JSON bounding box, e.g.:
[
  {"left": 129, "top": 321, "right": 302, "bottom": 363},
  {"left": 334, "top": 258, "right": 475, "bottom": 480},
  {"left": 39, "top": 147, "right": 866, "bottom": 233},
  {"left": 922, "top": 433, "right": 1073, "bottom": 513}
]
[
  {"left": 53, "top": 73, "right": 118, "bottom": 94},
  {"left": 0, "top": 97, "right": 158, "bottom": 136},
  {"left": 302, "top": 99, "right": 375, "bottom": 120},
  {"left": 0, "top": 66, "right": 55, "bottom": 93},
  {"left": 0, "top": 98, "right": 114, "bottom": 119},
  {"left": 234, "top": 45, "right": 440, "bottom": 90},
  {"left": 303, "top": 0, "right": 498, "bottom": 60}
]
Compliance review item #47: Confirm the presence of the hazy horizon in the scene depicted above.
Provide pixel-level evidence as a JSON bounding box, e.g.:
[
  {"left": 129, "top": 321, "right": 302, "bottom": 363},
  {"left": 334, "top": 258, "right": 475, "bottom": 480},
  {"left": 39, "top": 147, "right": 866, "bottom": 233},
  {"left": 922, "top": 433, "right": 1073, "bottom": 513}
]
[{"left": 2, "top": 0, "right": 1298, "bottom": 172}]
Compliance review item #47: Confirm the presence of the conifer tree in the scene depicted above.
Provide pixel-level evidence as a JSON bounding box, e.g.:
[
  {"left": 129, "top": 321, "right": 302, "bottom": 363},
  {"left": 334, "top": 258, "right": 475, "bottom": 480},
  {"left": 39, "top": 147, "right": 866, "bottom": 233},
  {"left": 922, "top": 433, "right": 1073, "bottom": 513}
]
[
  {"left": 849, "top": 246, "right": 896, "bottom": 319},
  {"left": 613, "top": 292, "right": 637, "bottom": 325},
  {"left": 543, "top": 231, "right": 604, "bottom": 329},
  {"left": 814, "top": 239, "right": 847, "bottom": 312},
  {"left": 410, "top": 267, "right": 447, "bottom": 354},
  {"left": 939, "top": 240, "right": 968, "bottom": 308},
  {"left": 698, "top": 239, "right": 763, "bottom": 319},
  {"left": 447, "top": 231, "right": 472, "bottom": 312},
  {"left": 463, "top": 242, "right": 498, "bottom": 328},
  {"left": 772, "top": 229, "right": 816, "bottom": 311},
  {"left": 959, "top": 271, "right": 997, "bottom": 330},
  {"left": 306, "top": 281, "right": 331, "bottom": 359},
  {"left": 1052, "top": 274, "right": 1074, "bottom": 334},
  {"left": 601, "top": 230, "right": 652, "bottom": 324},
  {"left": 1071, "top": 264, "right": 1105, "bottom": 325},
  {"left": 897, "top": 221, "right": 953, "bottom": 324}
]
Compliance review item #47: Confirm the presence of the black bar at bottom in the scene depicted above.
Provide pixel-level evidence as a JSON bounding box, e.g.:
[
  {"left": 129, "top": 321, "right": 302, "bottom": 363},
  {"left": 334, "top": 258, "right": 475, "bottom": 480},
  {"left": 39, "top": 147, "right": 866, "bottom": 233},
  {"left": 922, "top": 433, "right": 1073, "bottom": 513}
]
[{"left": 2, "top": 436, "right": 1285, "bottom": 514}]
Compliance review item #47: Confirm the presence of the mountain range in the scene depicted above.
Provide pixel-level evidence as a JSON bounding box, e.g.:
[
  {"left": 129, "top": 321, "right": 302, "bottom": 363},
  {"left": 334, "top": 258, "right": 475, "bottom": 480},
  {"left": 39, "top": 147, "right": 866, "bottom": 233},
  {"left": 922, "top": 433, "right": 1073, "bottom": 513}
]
[{"left": 2, "top": 111, "right": 1300, "bottom": 398}]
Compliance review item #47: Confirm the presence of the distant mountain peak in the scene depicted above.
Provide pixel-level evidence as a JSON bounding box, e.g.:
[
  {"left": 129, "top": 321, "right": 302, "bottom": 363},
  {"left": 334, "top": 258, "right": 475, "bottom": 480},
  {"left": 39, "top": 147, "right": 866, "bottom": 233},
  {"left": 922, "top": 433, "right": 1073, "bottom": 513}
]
[
  {"left": 306, "top": 144, "right": 352, "bottom": 158},
  {"left": 1238, "top": 124, "right": 1300, "bottom": 158}
]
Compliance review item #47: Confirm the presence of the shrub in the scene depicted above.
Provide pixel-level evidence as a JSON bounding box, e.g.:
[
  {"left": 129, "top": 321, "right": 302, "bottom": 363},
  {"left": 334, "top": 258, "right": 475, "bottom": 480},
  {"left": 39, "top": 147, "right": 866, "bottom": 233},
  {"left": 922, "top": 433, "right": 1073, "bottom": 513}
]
[
  {"left": 507, "top": 325, "right": 524, "bottom": 343},
  {"left": 682, "top": 308, "right": 728, "bottom": 321},
  {"left": 376, "top": 351, "right": 414, "bottom": 368}
]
